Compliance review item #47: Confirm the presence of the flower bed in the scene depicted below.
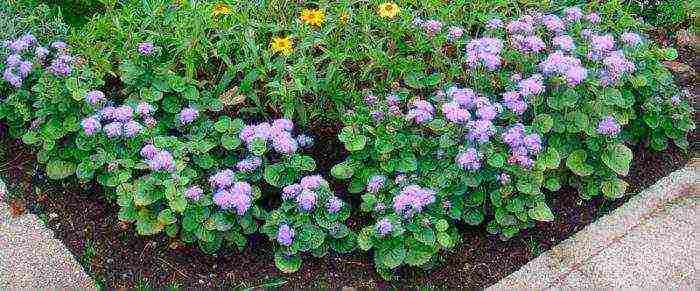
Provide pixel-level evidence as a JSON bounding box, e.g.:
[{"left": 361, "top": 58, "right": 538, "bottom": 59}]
[{"left": 0, "top": 0, "right": 695, "bottom": 287}]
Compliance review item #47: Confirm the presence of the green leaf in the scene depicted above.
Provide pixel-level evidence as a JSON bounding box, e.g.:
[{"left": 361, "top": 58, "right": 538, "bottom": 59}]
[
  {"left": 566, "top": 150, "right": 594, "bottom": 176},
  {"left": 601, "top": 178, "right": 629, "bottom": 199},
  {"left": 528, "top": 202, "right": 554, "bottom": 222},
  {"left": 264, "top": 164, "right": 284, "bottom": 187},
  {"left": 541, "top": 147, "right": 561, "bottom": 170},
  {"left": 463, "top": 209, "right": 484, "bottom": 225},
  {"left": 214, "top": 116, "right": 232, "bottom": 133},
  {"left": 534, "top": 114, "right": 554, "bottom": 134},
  {"left": 158, "top": 209, "right": 177, "bottom": 225},
  {"left": 377, "top": 244, "right": 406, "bottom": 269},
  {"left": 46, "top": 160, "right": 75, "bottom": 180},
  {"left": 221, "top": 135, "right": 241, "bottom": 150},
  {"left": 601, "top": 143, "right": 633, "bottom": 176},
  {"left": 330, "top": 162, "right": 354, "bottom": 179},
  {"left": 544, "top": 177, "right": 561, "bottom": 191},
  {"left": 661, "top": 48, "right": 678, "bottom": 60},
  {"left": 345, "top": 135, "right": 367, "bottom": 151},
  {"left": 487, "top": 153, "right": 505, "bottom": 168},
  {"left": 250, "top": 138, "right": 267, "bottom": 156},
  {"left": 435, "top": 219, "right": 449, "bottom": 232},
  {"left": 414, "top": 228, "right": 436, "bottom": 245},
  {"left": 437, "top": 232, "right": 454, "bottom": 248},
  {"left": 396, "top": 152, "right": 417, "bottom": 173}
]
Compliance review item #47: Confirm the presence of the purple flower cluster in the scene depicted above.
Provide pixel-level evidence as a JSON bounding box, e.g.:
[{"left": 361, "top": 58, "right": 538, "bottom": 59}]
[
  {"left": 213, "top": 181, "right": 253, "bottom": 215},
  {"left": 564, "top": 7, "right": 583, "bottom": 22},
  {"left": 597, "top": 116, "right": 621, "bottom": 136},
  {"left": 49, "top": 54, "right": 72, "bottom": 76},
  {"left": 511, "top": 35, "right": 546, "bottom": 54},
  {"left": 277, "top": 224, "right": 294, "bottom": 246},
  {"left": 502, "top": 124, "right": 542, "bottom": 168},
  {"left": 588, "top": 34, "right": 615, "bottom": 60},
  {"left": 506, "top": 15, "right": 536, "bottom": 34},
  {"left": 282, "top": 175, "right": 330, "bottom": 211},
  {"left": 456, "top": 148, "right": 482, "bottom": 171},
  {"left": 85, "top": 90, "right": 106, "bottom": 105},
  {"left": 178, "top": 107, "right": 199, "bottom": 125},
  {"left": 137, "top": 42, "right": 155, "bottom": 56},
  {"left": 140, "top": 144, "right": 176, "bottom": 172},
  {"left": 447, "top": 26, "right": 464, "bottom": 42},
  {"left": 502, "top": 91, "right": 527, "bottom": 115},
  {"left": 1, "top": 35, "right": 56, "bottom": 87},
  {"left": 326, "top": 196, "right": 343, "bottom": 213},
  {"left": 375, "top": 218, "right": 393, "bottom": 236},
  {"left": 539, "top": 51, "right": 588, "bottom": 86},
  {"left": 419, "top": 19, "right": 443, "bottom": 36},
  {"left": 518, "top": 74, "right": 545, "bottom": 97},
  {"left": 235, "top": 156, "right": 262, "bottom": 172},
  {"left": 542, "top": 14, "right": 565, "bottom": 32},
  {"left": 465, "top": 37, "right": 503, "bottom": 70},
  {"left": 239, "top": 119, "right": 299, "bottom": 154},
  {"left": 366, "top": 175, "right": 386, "bottom": 194},
  {"left": 392, "top": 185, "right": 436, "bottom": 217},
  {"left": 620, "top": 33, "right": 642, "bottom": 46},
  {"left": 184, "top": 185, "right": 204, "bottom": 200},
  {"left": 584, "top": 12, "right": 601, "bottom": 23},
  {"left": 406, "top": 99, "right": 434, "bottom": 124},
  {"left": 600, "top": 51, "right": 636, "bottom": 86},
  {"left": 82, "top": 100, "right": 150, "bottom": 138},
  {"left": 440, "top": 86, "right": 499, "bottom": 143},
  {"left": 486, "top": 18, "right": 503, "bottom": 30},
  {"left": 552, "top": 35, "right": 575, "bottom": 51}
]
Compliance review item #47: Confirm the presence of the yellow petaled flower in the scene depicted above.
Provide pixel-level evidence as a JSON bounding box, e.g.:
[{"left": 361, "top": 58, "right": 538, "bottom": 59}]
[
  {"left": 339, "top": 12, "right": 350, "bottom": 25},
  {"left": 271, "top": 36, "right": 294, "bottom": 55},
  {"left": 378, "top": 2, "right": 400, "bottom": 19},
  {"left": 212, "top": 3, "right": 232, "bottom": 17},
  {"left": 300, "top": 8, "right": 325, "bottom": 27}
]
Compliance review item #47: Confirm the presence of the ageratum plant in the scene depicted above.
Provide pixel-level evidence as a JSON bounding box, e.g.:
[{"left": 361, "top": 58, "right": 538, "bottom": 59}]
[{"left": 261, "top": 175, "right": 353, "bottom": 273}]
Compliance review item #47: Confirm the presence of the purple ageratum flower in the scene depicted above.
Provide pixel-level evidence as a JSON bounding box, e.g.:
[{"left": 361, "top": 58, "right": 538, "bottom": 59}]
[
  {"left": 81, "top": 117, "right": 101, "bottom": 135},
  {"left": 447, "top": 26, "right": 464, "bottom": 41},
  {"left": 511, "top": 35, "right": 546, "bottom": 54},
  {"left": 140, "top": 144, "right": 159, "bottom": 159},
  {"left": 296, "top": 134, "right": 314, "bottom": 148},
  {"left": 670, "top": 95, "right": 682, "bottom": 106},
  {"left": 364, "top": 94, "right": 378, "bottom": 105},
  {"left": 3, "top": 68, "right": 21, "bottom": 88},
  {"left": 597, "top": 116, "right": 621, "bottom": 136},
  {"left": 392, "top": 185, "right": 436, "bottom": 216},
  {"left": 422, "top": 20, "right": 443, "bottom": 36},
  {"left": 326, "top": 196, "right": 343, "bottom": 213},
  {"left": 114, "top": 105, "right": 134, "bottom": 122},
  {"left": 20, "top": 34, "right": 36, "bottom": 46},
  {"left": 376, "top": 218, "right": 393, "bottom": 236},
  {"left": 589, "top": 34, "right": 616, "bottom": 60},
  {"left": 229, "top": 182, "right": 252, "bottom": 215},
  {"left": 99, "top": 106, "right": 116, "bottom": 120},
  {"left": 184, "top": 185, "right": 204, "bottom": 200},
  {"left": 300, "top": 175, "right": 325, "bottom": 190},
  {"left": 502, "top": 123, "right": 525, "bottom": 148},
  {"left": 371, "top": 110, "right": 384, "bottom": 122},
  {"left": 236, "top": 156, "right": 262, "bottom": 172},
  {"left": 49, "top": 54, "right": 72, "bottom": 76},
  {"left": 449, "top": 86, "right": 476, "bottom": 107},
  {"left": 178, "top": 107, "right": 199, "bottom": 125},
  {"left": 386, "top": 93, "right": 400, "bottom": 106},
  {"left": 564, "top": 65, "right": 589, "bottom": 86},
  {"left": 51, "top": 41, "right": 68, "bottom": 50},
  {"left": 123, "top": 120, "right": 143, "bottom": 137},
  {"left": 366, "top": 175, "right": 386, "bottom": 194},
  {"left": 442, "top": 102, "right": 470, "bottom": 124},
  {"left": 497, "top": 173, "right": 511, "bottom": 185},
  {"left": 85, "top": 90, "right": 105, "bottom": 106},
  {"left": 539, "top": 51, "right": 588, "bottom": 86},
  {"left": 213, "top": 189, "right": 234, "bottom": 209},
  {"left": 518, "top": 74, "right": 545, "bottom": 97},
  {"left": 564, "top": 7, "right": 583, "bottom": 22},
  {"left": 296, "top": 190, "right": 317, "bottom": 211},
  {"left": 486, "top": 18, "right": 503, "bottom": 30},
  {"left": 553, "top": 35, "right": 575, "bottom": 51},
  {"left": 476, "top": 103, "right": 499, "bottom": 121},
  {"left": 465, "top": 37, "right": 503, "bottom": 71},
  {"left": 272, "top": 118, "right": 294, "bottom": 131},
  {"left": 620, "top": 32, "right": 642, "bottom": 46},
  {"left": 456, "top": 148, "right": 482, "bottom": 171},
  {"left": 144, "top": 116, "right": 157, "bottom": 127},
  {"left": 5, "top": 54, "right": 20, "bottom": 66},
  {"left": 7, "top": 38, "right": 29, "bottom": 52},
  {"left": 542, "top": 14, "right": 564, "bottom": 32},
  {"left": 467, "top": 119, "right": 495, "bottom": 143},
  {"left": 136, "top": 102, "right": 154, "bottom": 116},
  {"left": 272, "top": 134, "right": 298, "bottom": 154},
  {"left": 209, "top": 169, "right": 235, "bottom": 189},
  {"left": 17, "top": 61, "right": 32, "bottom": 78},
  {"left": 585, "top": 12, "right": 601, "bottom": 23},
  {"left": 282, "top": 184, "right": 302, "bottom": 200},
  {"left": 148, "top": 150, "right": 176, "bottom": 172},
  {"left": 103, "top": 122, "right": 123, "bottom": 138},
  {"left": 523, "top": 133, "right": 542, "bottom": 154},
  {"left": 412, "top": 17, "right": 425, "bottom": 27},
  {"left": 35, "top": 47, "right": 49, "bottom": 60},
  {"left": 277, "top": 224, "right": 294, "bottom": 246},
  {"left": 506, "top": 18, "right": 534, "bottom": 34},
  {"left": 600, "top": 51, "right": 636, "bottom": 85},
  {"left": 503, "top": 91, "right": 527, "bottom": 115},
  {"left": 406, "top": 99, "right": 434, "bottom": 124},
  {"left": 239, "top": 125, "right": 256, "bottom": 143},
  {"left": 137, "top": 42, "right": 155, "bottom": 55}
]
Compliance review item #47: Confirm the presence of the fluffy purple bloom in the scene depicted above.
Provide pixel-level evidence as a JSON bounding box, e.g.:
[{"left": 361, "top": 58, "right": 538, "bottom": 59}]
[
  {"left": 486, "top": 18, "right": 503, "bottom": 30},
  {"left": 184, "top": 186, "right": 203, "bottom": 200},
  {"left": 553, "top": 35, "right": 575, "bottom": 51},
  {"left": 465, "top": 37, "right": 503, "bottom": 70},
  {"left": 476, "top": 104, "right": 499, "bottom": 121},
  {"left": 35, "top": 47, "right": 49, "bottom": 60},
  {"left": 585, "top": 12, "right": 601, "bottom": 23},
  {"left": 371, "top": 110, "right": 384, "bottom": 122},
  {"left": 239, "top": 125, "right": 256, "bottom": 143},
  {"left": 564, "top": 7, "right": 583, "bottom": 22},
  {"left": 511, "top": 35, "right": 546, "bottom": 54},
  {"left": 123, "top": 120, "right": 143, "bottom": 137},
  {"left": 51, "top": 41, "right": 68, "bottom": 50},
  {"left": 364, "top": 94, "right": 378, "bottom": 105},
  {"left": 114, "top": 105, "right": 134, "bottom": 122},
  {"left": 523, "top": 133, "right": 542, "bottom": 154},
  {"left": 620, "top": 32, "right": 642, "bottom": 46},
  {"left": 296, "top": 190, "right": 317, "bottom": 211},
  {"left": 272, "top": 135, "right": 298, "bottom": 154},
  {"left": 502, "top": 123, "right": 525, "bottom": 148},
  {"left": 456, "top": 148, "right": 482, "bottom": 171},
  {"left": 148, "top": 150, "right": 176, "bottom": 172},
  {"left": 236, "top": 156, "right": 262, "bottom": 172},
  {"left": 85, "top": 90, "right": 105, "bottom": 105},
  {"left": 588, "top": 34, "right": 616, "bottom": 60},
  {"left": 497, "top": 173, "right": 511, "bottom": 185},
  {"left": 49, "top": 54, "right": 72, "bottom": 76},
  {"left": 5, "top": 54, "right": 20, "bottom": 66},
  {"left": 137, "top": 42, "right": 155, "bottom": 55},
  {"left": 376, "top": 218, "right": 393, "bottom": 236},
  {"left": 296, "top": 134, "right": 314, "bottom": 148},
  {"left": 18, "top": 61, "right": 32, "bottom": 78},
  {"left": 467, "top": 119, "right": 495, "bottom": 143},
  {"left": 103, "top": 122, "right": 123, "bottom": 138},
  {"left": 136, "top": 102, "right": 154, "bottom": 116},
  {"left": 213, "top": 189, "right": 234, "bottom": 209},
  {"left": 597, "top": 116, "right": 621, "bottom": 136},
  {"left": 7, "top": 38, "right": 29, "bottom": 52},
  {"left": 144, "top": 116, "right": 157, "bottom": 127},
  {"left": 564, "top": 66, "right": 589, "bottom": 86},
  {"left": 229, "top": 182, "right": 252, "bottom": 215},
  {"left": 503, "top": 91, "right": 527, "bottom": 115},
  {"left": 209, "top": 169, "right": 235, "bottom": 189},
  {"left": 506, "top": 17, "right": 535, "bottom": 34},
  {"left": 386, "top": 94, "right": 400, "bottom": 106},
  {"left": 3, "top": 68, "right": 21, "bottom": 88},
  {"left": 326, "top": 196, "right": 343, "bottom": 213},
  {"left": 140, "top": 144, "right": 159, "bottom": 159},
  {"left": 542, "top": 14, "right": 564, "bottom": 32},
  {"left": 422, "top": 20, "right": 443, "bottom": 36},
  {"left": 178, "top": 107, "right": 199, "bottom": 124},
  {"left": 81, "top": 117, "right": 101, "bottom": 135},
  {"left": 539, "top": 51, "right": 588, "bottom": 86},
  {"left": 449, "top": 86, "right": 476, "bottom": 107},
  {"left": 272, "top": 118, "right": 294, "bottom": 131},
  {"left": 518, "top": 74, "right": 545, "bottom": 97},
  {"left": 20, "top": 35, "right": 36, "bottom": 45},
  {"left": 366, "top": 175, "right": 386, "bottom": 194},
  {"left": 406, "top": 99, "right": 434, "bottom": 124},
  {"left": 282, "top": 184, "right": 302, "bottom": 200},
  {"left": 600, "top": 51, "right": 636, "bottom": 85},
  {"left": 392, "top": 185, "right": 436, "bottom": 216},
  {"left": 447, "top": 26, "right": 464, "bottom": 41},
  {"left": 277, "top": 224, "right": 294, "bottom": 246},
  {"left": 442, "top": 102, "right": 470, "bottom": 123},
  {"left": 300, "top": 175, "right": 324, "bottom": 190},
  {"left": 670, "top": 95, "right": 682, "bottom": 106}
]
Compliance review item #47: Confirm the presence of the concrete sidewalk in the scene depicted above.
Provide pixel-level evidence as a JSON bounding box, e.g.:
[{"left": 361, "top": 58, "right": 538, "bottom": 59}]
[
  {"left": 489, "top": 162, "right": 698, "bottom": 289},
  {"left": 0, "top": 178, "right": 96, "bottom": 289}
]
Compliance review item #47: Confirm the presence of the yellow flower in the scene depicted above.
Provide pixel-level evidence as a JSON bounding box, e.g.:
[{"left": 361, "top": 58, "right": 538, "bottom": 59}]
[
  {"left": 271, "top": 36, "right": 294, "bottom": 55},
  {"left": 212, "top": 3, "right": 232, "bottom": 17},
  {"left": 300, "top": 8, "right": 325, "bottom": 27},
  {"left": 378, "top": 2, "right": 400, "bottom": 19},
  {"left": 339, "top": 12, "right": 350, "bottom": 25}
]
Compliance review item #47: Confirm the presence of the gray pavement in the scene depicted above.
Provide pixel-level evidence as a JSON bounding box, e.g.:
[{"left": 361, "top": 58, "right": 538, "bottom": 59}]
[
  {"left": 0, "top": 178, "right": 97, "bottom": 289},
  {"left": 489, "top": 161, "right": 699, "bottom": 289}
]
